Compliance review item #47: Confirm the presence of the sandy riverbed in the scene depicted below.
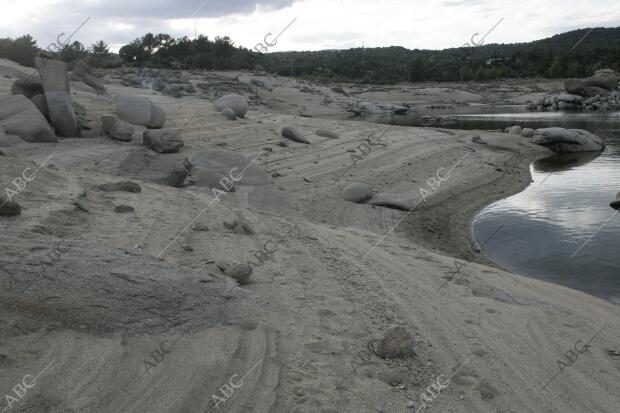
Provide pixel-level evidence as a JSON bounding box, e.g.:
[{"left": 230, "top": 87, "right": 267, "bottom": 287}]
[{"left": 0, "top": 61, "right": 618, "bottom": 413}]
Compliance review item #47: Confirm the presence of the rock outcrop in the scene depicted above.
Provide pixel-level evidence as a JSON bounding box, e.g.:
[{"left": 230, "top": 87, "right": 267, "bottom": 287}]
[{"left": 533, "top": 69, "right": 620, "bottom": 111}]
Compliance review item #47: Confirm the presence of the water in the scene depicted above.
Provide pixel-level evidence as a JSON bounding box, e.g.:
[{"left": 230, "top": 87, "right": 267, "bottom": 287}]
[
  {"left": 373, "top": 107, "right": 620, "bottom": 303},
  {"left": 448, "top": 110, "right": 620, "bottom": 304}
]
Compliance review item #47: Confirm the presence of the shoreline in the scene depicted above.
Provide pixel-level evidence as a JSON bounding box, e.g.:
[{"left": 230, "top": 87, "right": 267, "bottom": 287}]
[{"left": 1, "top": 65, "right": 619, "bottom": 412}]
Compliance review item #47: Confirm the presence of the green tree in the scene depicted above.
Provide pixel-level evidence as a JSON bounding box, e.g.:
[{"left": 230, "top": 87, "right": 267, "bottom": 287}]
[{"left": 91, "top": 40, "right": 110, "bottom": 57}]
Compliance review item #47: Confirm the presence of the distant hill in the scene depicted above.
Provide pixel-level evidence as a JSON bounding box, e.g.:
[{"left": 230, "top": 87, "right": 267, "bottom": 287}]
[
  {"left": 258, "top": 27, "right": 620, "bottom": 83},
  {"left": 3, "top": 27, "right": 619, "bottom": 84}
]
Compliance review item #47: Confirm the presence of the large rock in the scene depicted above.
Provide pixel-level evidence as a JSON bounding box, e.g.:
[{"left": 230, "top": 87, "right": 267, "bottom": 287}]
[
  {"left": 532, "top": 128, "right": 605, "bottom": 152},
  {"left": 0, "top": 95, "right": 56, "bottom": 142},
  {"left": 101, "top": 114, "right": 135, "bottom": 142},
  {"left": 610, "top": 192, "right": 620, "bottom": 210},
  {"left": 341, "top": 183, "right": 373, "bottom": 203},
  {"left": 281, "top": 126, "right": 309, "bottom": 144},
  {"left": 189, "top": 150, "right": 271, "bottom": 186},
  {"left": 11, "top": 78, "right": 44, "bottom": 99},
  {"left": 214, "top": 94, "right": 248, "bottom": 118},
  {"left": 143, "top": 128, "right": 184, "bottom": 153},
  {"left": 35, "top": 57, "right": 80, "bottom": 137},
  {"left": 113, "top": 94, "right": 166, "bottom": 128}
]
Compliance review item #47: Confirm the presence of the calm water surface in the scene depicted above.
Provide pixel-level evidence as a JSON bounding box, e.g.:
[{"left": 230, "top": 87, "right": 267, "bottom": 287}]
[
  {"left": 464, "top": 111, "right": 620, "bottom": 304},
  {"left": 383, "top": 108, "right": 620, "bottom": 304}
]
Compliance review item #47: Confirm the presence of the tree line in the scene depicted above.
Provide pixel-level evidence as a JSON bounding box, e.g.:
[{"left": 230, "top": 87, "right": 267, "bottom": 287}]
[{"left": 1, "top": 26, "right": 619, "bottom": 83}]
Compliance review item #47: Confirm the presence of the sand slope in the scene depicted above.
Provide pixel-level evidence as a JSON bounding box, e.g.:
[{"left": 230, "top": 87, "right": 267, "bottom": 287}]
[{"left": 0, "top": 63, "right": 618, "bottom": 413}]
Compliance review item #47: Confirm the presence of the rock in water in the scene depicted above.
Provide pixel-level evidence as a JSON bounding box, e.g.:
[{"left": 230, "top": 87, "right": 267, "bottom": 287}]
[
  {"left": 101, "top": 114, "right": 134, "bottom": 142},
  {"left": 375, "top": 327, "right": 415, "bottom": 359},
  {"left": 0, "top": 95, "right": 56, "bottom": 142},
  {"left": 113, "top": 94, "right": 166, "bottom": 128},
  {"left": 341, "top": 183, "right": 373, "bottom": 203},
  {"left": 217, "top": 261, "right": 252, "bottom": 285},
  {"left": 0, "top": 194, "right": 21, "bottom": 216},
  {"left": 143, "top": 128, "right": 184, "bottom": 153},
  {"left": 532, "top": 128, "right": 605, "bottom": 152},
  {"left": 35, "top": 57, "right": 80, "bottom": 137},
  {"left": 316, "top": 129, "right": 339, "bottom": 139},
  {"left": 214, "top": 94, "right": 248, "bottom": 118},
  {"left": 282, "top": 127, "right": 309, "bottom": 144},
  {"left": 11, "top": 78, "right": 44, "bottom": 99},
  {"left": 610, "top": 192, "right": 620, "bottom": 210}
]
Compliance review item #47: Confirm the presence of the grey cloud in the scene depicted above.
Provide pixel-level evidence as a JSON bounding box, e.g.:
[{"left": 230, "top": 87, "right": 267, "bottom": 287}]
[{"left": 54, "top": 0, "right": 295, "bottom": 20}]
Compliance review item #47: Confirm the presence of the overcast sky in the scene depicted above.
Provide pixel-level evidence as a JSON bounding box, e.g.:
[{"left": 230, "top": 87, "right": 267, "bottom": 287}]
[{"left": 2, "top": 0, "right": 620, "bottom": 53}]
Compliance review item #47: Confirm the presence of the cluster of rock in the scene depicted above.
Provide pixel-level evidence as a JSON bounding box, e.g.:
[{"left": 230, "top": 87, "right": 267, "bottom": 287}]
[
  {"left": 100, "top": 94, "right": 174, "bottom": 151},
  {"left": 341, "top": 182, "right": 417, "bottom": 211},
  {"left": 1, "top": 57, "right": 99, "bottom": 142},
  {"left": 344, "top": 101, "right": 411, "bottom": 117},
  {"left": 529, "top": 69, "right": 620, "bottom": 111},
  {"left": 504, "top": 124, "right": 606, "bottom": 153}
]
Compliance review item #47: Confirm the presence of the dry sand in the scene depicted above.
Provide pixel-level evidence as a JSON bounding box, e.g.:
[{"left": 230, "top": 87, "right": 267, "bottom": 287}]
[{"left": 0, "top": 61, "right": 619, "bottom": 413}]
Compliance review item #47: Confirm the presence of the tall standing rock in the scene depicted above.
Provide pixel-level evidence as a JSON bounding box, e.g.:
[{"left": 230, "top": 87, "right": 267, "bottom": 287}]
[{"left": 35, "top": 57, "right": 80, "bottom": 137}]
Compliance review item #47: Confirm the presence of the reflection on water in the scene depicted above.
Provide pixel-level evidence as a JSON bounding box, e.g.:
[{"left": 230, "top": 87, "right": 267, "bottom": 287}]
[{"left": 466, "top": 110, "right": 620, "bottom": 304}]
